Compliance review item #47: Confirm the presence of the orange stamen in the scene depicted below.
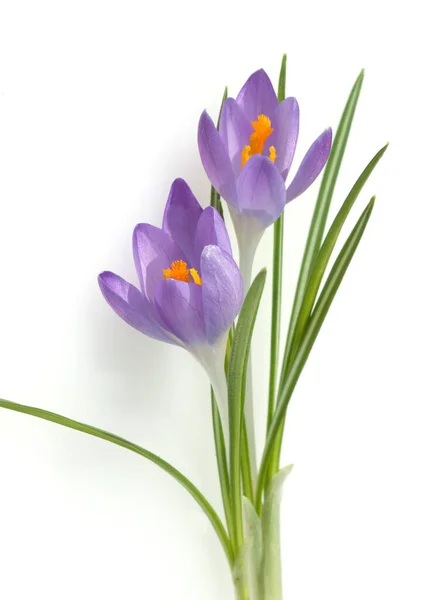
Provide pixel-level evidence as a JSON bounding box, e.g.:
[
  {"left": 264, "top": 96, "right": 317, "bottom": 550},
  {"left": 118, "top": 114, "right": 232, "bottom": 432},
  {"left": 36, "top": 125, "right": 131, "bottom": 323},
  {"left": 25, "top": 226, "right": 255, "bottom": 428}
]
[
  {"left": 241, "top": 114, "right": 275, "bottom": 168},
  {"left": 163, "top": 260, "right": 202, "bottom": 285}
]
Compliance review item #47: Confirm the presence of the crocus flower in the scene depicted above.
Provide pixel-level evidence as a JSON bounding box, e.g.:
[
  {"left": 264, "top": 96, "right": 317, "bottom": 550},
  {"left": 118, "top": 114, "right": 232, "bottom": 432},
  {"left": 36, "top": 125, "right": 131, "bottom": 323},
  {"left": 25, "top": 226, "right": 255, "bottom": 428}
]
[
  {"left": 98, "top": 178, "right": 243, "bottom": 442},
  {"left": 198, "top": 68, "right": 332, "bottom": 285}
]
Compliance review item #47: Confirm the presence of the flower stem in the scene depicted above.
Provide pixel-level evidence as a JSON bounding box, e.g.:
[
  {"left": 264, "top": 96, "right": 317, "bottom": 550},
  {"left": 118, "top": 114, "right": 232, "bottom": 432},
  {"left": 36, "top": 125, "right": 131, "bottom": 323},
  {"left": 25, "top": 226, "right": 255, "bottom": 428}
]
[{"left": 211, "top": 389, "right": 235, "bottom": 546}]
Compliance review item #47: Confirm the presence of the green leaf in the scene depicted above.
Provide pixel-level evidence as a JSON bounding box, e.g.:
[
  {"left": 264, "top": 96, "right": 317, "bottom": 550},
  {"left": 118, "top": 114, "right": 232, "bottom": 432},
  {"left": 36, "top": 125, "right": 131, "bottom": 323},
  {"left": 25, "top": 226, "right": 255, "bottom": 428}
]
[
  {"left": 283, "top": 70, "right": 364, "bottom": 373},
  {"left": 267, "top": 55, "right": 287, "bottom": 436},
  {"left": 0, "top": 397, "right": 233, "bottom": 566},
  {"left": 287, "top": 143, "right": 388, "bottom": 367},
  {"left": 277, "top": 54, "right": 287, "bottom": 103},
  {"left": 211, "top": 391, "right": 234, "bottom": 545},
  {"left": 228, "top": 269, "right": 267, "bottom": 549},
  {"left": 210, "top": 86, "right": 228, "bottom": 217},
  {"left": 256, "top": 197, "right": 375, "bottom": 510},
  {"left": 269, "top": 70, "right": 365, "bottom": 476}
]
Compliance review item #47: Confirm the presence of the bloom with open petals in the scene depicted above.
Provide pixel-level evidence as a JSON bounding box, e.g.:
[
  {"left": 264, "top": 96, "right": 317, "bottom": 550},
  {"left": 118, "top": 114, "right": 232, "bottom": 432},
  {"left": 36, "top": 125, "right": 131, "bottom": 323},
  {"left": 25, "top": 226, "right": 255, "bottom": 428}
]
[
  {"left": 198, "top": 69, "right": 332, "bottom": 283},
  {"left": 98, "top": 178, "right": 243, "bottom": 437}
]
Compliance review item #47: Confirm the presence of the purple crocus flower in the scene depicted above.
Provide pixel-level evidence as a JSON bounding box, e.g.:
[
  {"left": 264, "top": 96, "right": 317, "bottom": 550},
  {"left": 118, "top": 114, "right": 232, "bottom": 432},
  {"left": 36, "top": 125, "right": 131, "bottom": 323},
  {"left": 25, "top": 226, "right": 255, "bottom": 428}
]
[
  {"left": 198, "top": 68, "right": 332, "bottom": 285},
  {"left": 98, "top": 178, "right": 243, "bottom": 440}
]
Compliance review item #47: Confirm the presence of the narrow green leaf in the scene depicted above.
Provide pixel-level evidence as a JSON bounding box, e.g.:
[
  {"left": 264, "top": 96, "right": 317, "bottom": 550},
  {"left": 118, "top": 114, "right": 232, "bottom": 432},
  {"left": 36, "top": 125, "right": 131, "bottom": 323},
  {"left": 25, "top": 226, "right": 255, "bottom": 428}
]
[
  {"left": 0, "top": 398, "right": 233, "bottom": 566},
  {"left": 211, "top": 391, "right": 234, "bottom": 546},
  {"left": 256, "top": 197, "right": 375, "bottom": 510},
  {"left": 228, "top": 269, "right": 267, "bottom": 549},
  {"left": 270, "top": 70, "right": 365, "bottom": 476},
  {"left": 267, "top": 54, "right": 287, "bottom": 436},
  {"left": 287, "top": 144, "right": 388, "bottom": 368},
  {"left": 277, "top": 54, "right": 287, "bottom": 103},
  {"left": 210, "top": 86, "right": 228, "bottom": 217}
]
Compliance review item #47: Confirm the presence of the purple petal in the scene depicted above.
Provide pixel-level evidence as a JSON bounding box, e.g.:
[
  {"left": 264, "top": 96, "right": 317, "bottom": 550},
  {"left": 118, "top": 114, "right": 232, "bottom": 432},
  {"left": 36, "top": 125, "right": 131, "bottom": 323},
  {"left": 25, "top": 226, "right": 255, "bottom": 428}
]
[
  {"left": 162, "top": 178, "right": 203, "bottom": 265},
  {"left": 287, "top": 128, "right": 332, "bottom": 203},
  {"left": 194, "top": 207, "right": 232, "bottom": 268},
  {"left": 266, "top": 97, "right": 299, "bottom": 178},
  {"left": 133, "top": 224, "right": 183, "bottom": 302},
  {"left": 236, "top": 155, "right": 286, "bottom": 227},
  {"left": 98, "top": 271, "right": 175, "bottom": 344},
  {"left": 154, "top": 280, "right": 206, "bottom": 345},
  {"left": 198, "top": 110, "right": 237, "bottom": 206},
  {"left": 219, "top": 98, "right": 252, "bottom": 176},
  {"left": 201, "top": 245, "right": 243, "bottom": 344},
  {"left": 236, "top": 69, "right": 278, "bottom": 123}
]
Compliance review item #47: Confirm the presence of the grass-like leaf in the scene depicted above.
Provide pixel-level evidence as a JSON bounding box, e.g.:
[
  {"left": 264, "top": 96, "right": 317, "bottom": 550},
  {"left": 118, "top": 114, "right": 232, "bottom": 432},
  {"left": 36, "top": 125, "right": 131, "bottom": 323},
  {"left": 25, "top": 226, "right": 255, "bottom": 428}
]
[
  {"left": 286, "top": 143, "right": 388, "bottom": 369},
  {"left": 0, "top": 398, "right": 233, "bottom": 566},
  {"left": 256, "top": 197, "right": 375, "bottom": 510},
  {"left": 228, "top": 269, "right": 267, "bottom": 549},
  {"left": 210, "top": 86, "right": 228, "bottom": 217},
  {"left": 269, "top": 70, "right": 365, "bottom": 476},
  {"left": 267, "top": 54, "right": 287, "bottom": 436}
]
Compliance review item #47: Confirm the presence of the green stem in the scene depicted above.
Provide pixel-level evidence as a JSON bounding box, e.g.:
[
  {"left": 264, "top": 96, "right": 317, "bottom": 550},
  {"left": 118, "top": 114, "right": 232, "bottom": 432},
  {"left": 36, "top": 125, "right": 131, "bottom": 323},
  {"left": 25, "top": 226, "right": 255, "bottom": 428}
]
[
  {"left": 241, "top": 417, "right": 254, "bottom": 504},
  {"left": 265, "top": 54, "right": 286, "bottom": 489},
  {"left": 267, "top": 214, "right": 284, "bottom": 431},
  {"left": 211, "top": 390, "right": 235, "bottom": 547},
  {"left": 0, "top": 398, "right": 234, "bottom": 567}
]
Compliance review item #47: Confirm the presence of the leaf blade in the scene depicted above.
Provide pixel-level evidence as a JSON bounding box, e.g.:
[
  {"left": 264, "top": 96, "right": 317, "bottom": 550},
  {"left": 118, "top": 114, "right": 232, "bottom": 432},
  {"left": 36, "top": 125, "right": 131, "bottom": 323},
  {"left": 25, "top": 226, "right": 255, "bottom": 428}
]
[
  {"left": 256, "top": 197, "right": 375, "bottom": 509},
  {"left": 0, "top": 397, "right": 233, "bottom": 566},
  {"left": 228, "top": 269, "right": 267, "bottom": 548},
  {"left": 288, "top": 143, "right": 388, "bottom": 366}
]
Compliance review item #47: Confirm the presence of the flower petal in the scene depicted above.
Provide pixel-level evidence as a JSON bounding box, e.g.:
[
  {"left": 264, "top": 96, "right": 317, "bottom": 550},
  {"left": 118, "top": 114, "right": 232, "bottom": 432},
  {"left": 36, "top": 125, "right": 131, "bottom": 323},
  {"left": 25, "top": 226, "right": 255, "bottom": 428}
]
[
  {"left": 98, "top": 271, "right": 174, "bottom": 344},
  {"left": 219, "top": 98, "right": 252, "bottom": 176},
  {"left": 200, "top": 245, "right": 243, "bottom": 344},
  {"left": 236, "top": 69, "right": 278, "bottom": 123},
  {"left": 267, "top": 97, "right": 299, "bottom": 178},
  {"left": 286, "top": 128, "right": 332, "bottom": 203},
  {"left": 133, "top": 224, "right": 183, "bottom": 302},
  {"left": 194, "top": 206, "right": 232, "bottom": 268},
  {"left": 162, "top": 178, "right": 203, "bottom": 265},
  {"left": 236, "top": 155, "right": 286, "bottom": 227},
  {"left": 198, "top": 110, "right": 237, "bottom": 206},
  {"left": 154, "top": 280, "right": 206, "bottom": 345}
]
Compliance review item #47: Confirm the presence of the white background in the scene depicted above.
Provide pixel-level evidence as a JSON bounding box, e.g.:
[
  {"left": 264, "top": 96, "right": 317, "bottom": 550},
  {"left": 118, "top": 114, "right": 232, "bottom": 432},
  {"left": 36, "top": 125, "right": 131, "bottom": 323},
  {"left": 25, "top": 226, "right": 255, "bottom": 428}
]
[{"left": 0, "top": 1, "right": 423, "bottom": 598}]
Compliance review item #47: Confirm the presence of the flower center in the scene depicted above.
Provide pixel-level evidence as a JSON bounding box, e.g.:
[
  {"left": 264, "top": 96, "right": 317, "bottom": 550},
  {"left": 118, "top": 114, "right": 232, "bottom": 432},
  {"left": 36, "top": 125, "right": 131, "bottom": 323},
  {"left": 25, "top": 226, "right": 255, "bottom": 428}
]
[
  {"left": 241, "top": 114, "right": 277, "bottom": 168},
  {"left": 163, "top": 260, "right": 202, "bottom": 286}
]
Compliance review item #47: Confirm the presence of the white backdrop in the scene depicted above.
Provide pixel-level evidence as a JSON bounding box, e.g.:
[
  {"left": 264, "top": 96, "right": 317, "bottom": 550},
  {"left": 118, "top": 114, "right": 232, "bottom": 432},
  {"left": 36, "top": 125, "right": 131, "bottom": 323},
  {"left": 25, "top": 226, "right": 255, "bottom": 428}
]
[{"left": 0, "top": 1, "right": 424, "bottom": 598}]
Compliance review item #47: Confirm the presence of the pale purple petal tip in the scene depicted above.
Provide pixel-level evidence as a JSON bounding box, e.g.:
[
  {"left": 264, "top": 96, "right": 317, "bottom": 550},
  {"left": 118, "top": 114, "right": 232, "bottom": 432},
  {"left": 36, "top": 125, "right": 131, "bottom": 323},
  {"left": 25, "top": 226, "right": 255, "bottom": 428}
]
[
  {"left": 219, "top": 98, "right": 252, "bottom": 176},
  {"left": 154, "top": 279, "right": 206, "bottom": 345},
  {"left": 201, "top": 245, "right": 243, "bottom": 344},
  {"left": 198, "top": 110, "right": 237, "bottom": 206},
  {"left": 269, "top": 97, "right": 300, "bottom": 178},
  {"left": 236, "top": 155, "right": 287, "bottom": 227},
  {"left": 98, "top": 271, "right": 174, "bottom": 344},
  {"left": 162, "top": 178, "right": 202, "bottom": 265},
  {"left": 194, "top": 206, "right": 232, "bottom": 267},
  {"left": 286, "top": 128, "right": 333, "bottom": 203},
  {"left": 132, "top": 223, "right": 183, "bottom": 302},
  {"left": 236, "top": 69, "right": 279, "bottom": 123}
]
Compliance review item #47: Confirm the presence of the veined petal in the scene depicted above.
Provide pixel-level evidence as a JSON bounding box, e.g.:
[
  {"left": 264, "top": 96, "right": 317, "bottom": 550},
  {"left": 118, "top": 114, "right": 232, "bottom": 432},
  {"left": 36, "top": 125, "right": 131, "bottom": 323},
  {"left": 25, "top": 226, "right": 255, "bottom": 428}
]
[
  {"left": 219, "top": 98, "right": 252, "bottom": 175},
  {"left": 194, "top": 206, "right": 232, "bottom": 268},
  {"left": 287, "top": 128, "right": 332, "bottom": 203},
  {"left": 267, "top": 97, "right": 300, "bottom": 178},
  {"left": 133, "top": 224, "right": 183, "bottom": 302},
  {"left": 198, "top": 110, "right": 237, "bottom": 206},
  {"left": 236, "top": 155, "right": 286, "bottom": 227},
  {"left": 162, "top": 178, "right": 203, "bottom": 265},
  {"left": 236, "top": 69, "right": 278, "bottom": 123},
  {"left": 200, "top": 245, "right": 243, "bottom": 344},
  {"left": 98, "top": 271, "right": 174, "bottom": 344},
  {"left": 154, "top": 279, "right": 206, "bottom": 345}
]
